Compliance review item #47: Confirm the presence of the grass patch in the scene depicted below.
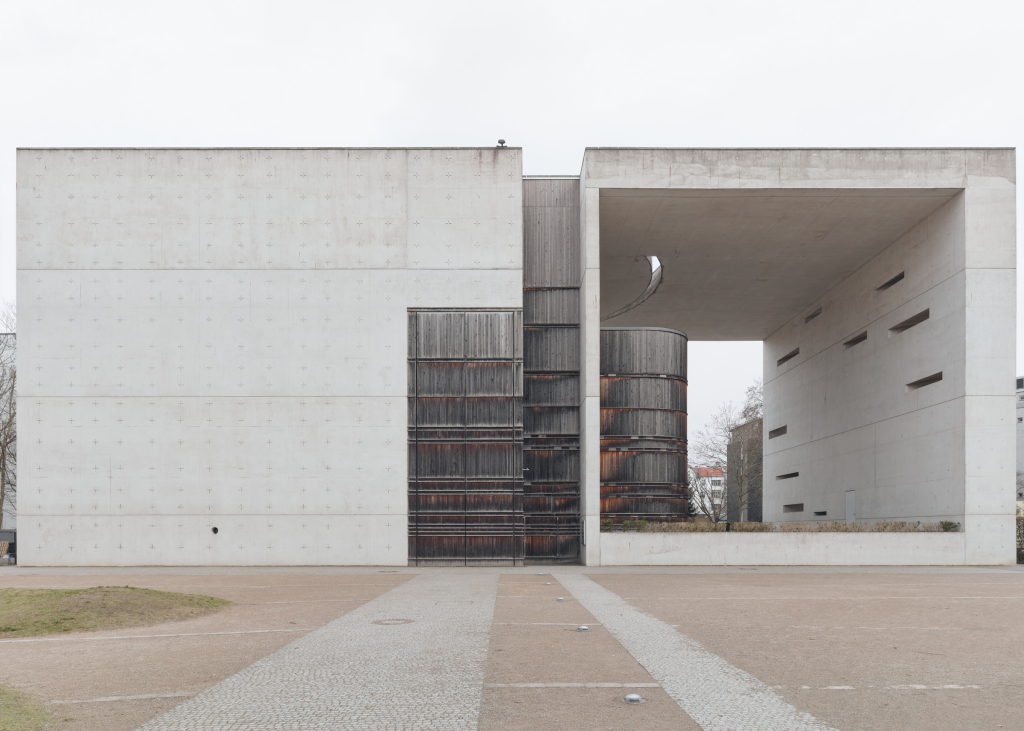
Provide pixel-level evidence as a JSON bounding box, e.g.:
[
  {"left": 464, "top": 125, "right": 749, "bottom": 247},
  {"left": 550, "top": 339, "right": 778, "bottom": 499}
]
[
  {"left": 0, "top": 684, "right": 61, "bottom": 731},
  {"left": 641, "top": 520, "right": 957, "bottom": 533},
  {"left": 0, "top": 586, "right": 229, "bottom": 638}
]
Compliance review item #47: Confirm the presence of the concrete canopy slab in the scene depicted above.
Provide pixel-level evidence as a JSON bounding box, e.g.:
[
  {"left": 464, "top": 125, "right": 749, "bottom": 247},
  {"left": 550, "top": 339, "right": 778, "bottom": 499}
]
[{"left": 598, "top": 188, "right": 960, "bottom": 340}]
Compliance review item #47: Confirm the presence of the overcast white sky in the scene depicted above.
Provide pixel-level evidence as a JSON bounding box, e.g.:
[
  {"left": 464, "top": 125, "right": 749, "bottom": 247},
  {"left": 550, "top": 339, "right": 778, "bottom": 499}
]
[{"left": 0, "top": 0, "right": 1021, "bottom": 438}]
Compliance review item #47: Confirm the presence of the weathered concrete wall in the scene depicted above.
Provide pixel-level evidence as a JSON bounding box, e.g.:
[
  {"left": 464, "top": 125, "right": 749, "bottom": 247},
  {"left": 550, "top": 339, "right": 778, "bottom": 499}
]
[
  {"left": 16, "top": 148, "right": 522, "bottom": 566},
  {"left": 763, "top": 152, "right": 1017, "bottom": 565},
  {"left": 600, "top": 531, "right": 967, "bottom": 566}
]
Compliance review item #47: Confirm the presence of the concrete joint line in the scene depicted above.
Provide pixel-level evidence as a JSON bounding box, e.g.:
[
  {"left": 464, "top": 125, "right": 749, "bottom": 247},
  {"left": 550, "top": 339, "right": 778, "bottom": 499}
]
[
  {"left": 49, "top": 692, "right": 197, "bottom": 705},
  {"left": 556, "top": 573, "right": 840, "bottom": 731},
  {"left": 0, "top": 628, "right": 317, "bottom": 644}
]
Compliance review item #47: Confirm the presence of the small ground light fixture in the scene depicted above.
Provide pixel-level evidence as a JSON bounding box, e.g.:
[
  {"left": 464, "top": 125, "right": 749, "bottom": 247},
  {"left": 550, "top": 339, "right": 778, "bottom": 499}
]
[
  {"left": 557, "top": 597, "right": 565, "bottom": 602},
  {"left": 623, "top": 694, "right": 644, "bottom": 704},
  {"left": 577, "top": 626, "right": 589, "bottom": 632}
]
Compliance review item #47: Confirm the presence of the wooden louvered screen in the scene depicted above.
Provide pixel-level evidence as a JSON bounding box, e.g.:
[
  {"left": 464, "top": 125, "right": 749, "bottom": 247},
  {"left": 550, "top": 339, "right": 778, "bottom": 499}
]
[
  {"left": 408, "top": 309, "right": 525, "bottom": 566},
  {"left": 600, "top": 327, "right": 689, "bottom": 524},
  {"left": 522, "top": 178, "right": 582, "bottom": 563}
]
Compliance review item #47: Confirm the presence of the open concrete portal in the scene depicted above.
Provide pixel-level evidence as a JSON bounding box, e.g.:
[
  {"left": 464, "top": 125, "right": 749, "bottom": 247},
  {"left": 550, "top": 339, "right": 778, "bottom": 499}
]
[{"left": 15, "top": 147, "right": 1017, "bottom": 566}]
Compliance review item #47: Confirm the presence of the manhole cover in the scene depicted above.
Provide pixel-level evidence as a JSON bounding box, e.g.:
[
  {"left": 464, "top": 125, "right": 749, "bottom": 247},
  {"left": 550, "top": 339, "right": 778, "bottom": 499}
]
[{"left": 371, "top": 618, "right": 414, "bottom": 626}]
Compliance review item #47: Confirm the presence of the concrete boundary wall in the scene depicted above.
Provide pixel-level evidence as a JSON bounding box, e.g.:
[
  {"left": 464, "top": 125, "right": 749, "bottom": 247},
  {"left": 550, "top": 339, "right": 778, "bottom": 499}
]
[{"left": 599, "top": 532, "right": 967, "bottom": 566}]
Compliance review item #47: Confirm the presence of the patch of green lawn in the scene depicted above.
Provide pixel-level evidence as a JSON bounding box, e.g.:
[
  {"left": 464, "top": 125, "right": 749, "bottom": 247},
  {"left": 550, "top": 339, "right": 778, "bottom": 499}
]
[
  {"left": 0, "top": 684, "right": 61, "bottom": 731},
  {"left": 0, "top": 586, "right": 229, "bottom": 638}
]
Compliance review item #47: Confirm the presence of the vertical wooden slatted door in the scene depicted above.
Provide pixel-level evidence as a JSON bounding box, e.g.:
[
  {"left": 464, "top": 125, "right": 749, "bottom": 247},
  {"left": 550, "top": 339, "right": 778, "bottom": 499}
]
[{"left": 408, "top": 309, "right": 524, "bottom": 566}]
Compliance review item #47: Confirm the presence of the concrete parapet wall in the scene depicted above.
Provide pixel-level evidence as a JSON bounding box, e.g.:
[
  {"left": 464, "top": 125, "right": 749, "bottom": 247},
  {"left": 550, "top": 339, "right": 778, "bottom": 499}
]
[{"left": 599, "top": 531, "right": 969, "bottom": 566}]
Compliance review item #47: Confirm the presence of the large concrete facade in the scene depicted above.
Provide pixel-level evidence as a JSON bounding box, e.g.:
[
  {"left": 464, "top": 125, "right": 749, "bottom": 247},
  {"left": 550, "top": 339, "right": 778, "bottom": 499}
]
[
  {"left": 17, "top": 148, "right": 522, "bottom": 565},
  {"left": 16, "top": 147, "right": 1017, "bottom": 565}
]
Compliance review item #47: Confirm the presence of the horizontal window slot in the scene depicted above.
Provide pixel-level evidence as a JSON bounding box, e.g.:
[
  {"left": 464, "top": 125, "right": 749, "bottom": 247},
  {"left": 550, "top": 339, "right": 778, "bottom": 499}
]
[
  {"left": 844, "top": 332, "right": 867, "bottom": 349},
  {"left": 776, "top": 472, "right": 799, "bottom": 480},
  {"left": 906, "top": 372, "right": 942, "bottom": 391},
  {"left": 783, "top": 503, "right": 804, "bottom": 513},
  {"left": 768, "top": 425, "right": 787, "bottom": 439},
  {"left": 776, "top": 348, "right": 799, "bottom": 367},
  {"left": 804, "top": 307, "right": 822, "bottom": 324},
  {"left": 877, "top": 271, "right": 905, "bottom": 291},
  {"left": 813, "top": 511, "right": 827, "bottom": 516},
  {"left": 889, "top": 308, "right": 929, "bottom": 334}
]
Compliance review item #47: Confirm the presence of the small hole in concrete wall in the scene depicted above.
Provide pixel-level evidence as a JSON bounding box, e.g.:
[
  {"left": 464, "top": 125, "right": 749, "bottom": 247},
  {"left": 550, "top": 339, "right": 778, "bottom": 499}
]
[
  {"left": 212, "top": 527, "right": 219, "bottom": 534},
  {"left": 783, "top": 503, "right": 804, "bottom": 513},
  {"left": 776, "top": 472, "right": 799, "bottom": 480},
  {"left": 844, "top": 332, "right": 867, "bottom": 349},
  {"left": 890, "top": 308, "right": 929, "bottom": 335},
  {"left": 814, "top": 511, "right": 827, "bottom": 516},
  {"left": 906, "top": 372, "right": 942, "bottom": 391},
  {"left": 804, "top": 307, "right": 822, "bottom": 324},
  {"left": 768, "top": 425, "right": 787, "bottom": 439},
  {"left": 877, "top": 271, "right": 905, "bottom": 291},
  {"left": 777, "top": 348, "right": 799, "bottom": 367}
]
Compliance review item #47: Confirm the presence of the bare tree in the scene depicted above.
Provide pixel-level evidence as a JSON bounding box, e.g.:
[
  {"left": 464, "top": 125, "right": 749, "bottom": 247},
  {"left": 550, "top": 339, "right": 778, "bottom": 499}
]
[
  {"left": 690, "top": 379, "right": 763, "bottom": 522},
  {"left": 0, "top": 301, "right": 15, "bottom": 529}
]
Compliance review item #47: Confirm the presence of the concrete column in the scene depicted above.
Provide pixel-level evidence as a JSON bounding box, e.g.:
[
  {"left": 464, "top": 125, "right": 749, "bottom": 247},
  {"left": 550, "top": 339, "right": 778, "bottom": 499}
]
[
  {"left": 579, "top": 186, "right": 602, "bottom": 565},
  {"left": 962, "top": 151, "right": 1017, "bottom": 564}
]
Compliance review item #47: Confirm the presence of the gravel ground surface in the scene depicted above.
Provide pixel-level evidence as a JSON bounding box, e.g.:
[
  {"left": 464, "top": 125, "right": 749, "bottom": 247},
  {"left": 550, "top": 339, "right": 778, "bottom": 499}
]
[{"left": 0, "top": 565, "right": 1019, "bottom": 730}]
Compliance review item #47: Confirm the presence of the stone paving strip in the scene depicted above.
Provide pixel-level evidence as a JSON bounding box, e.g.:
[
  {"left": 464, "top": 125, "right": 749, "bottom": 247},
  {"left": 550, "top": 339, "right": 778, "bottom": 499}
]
[
  {"left": 557, "top": 573, "right": 840, "bottom": 731},
  {"left": 136, "top": 573, "right": 498, "bottom": 731}
]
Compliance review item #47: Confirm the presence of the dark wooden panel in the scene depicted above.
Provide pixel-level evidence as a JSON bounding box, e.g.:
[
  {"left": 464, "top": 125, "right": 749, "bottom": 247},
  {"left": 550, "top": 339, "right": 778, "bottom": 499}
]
[
  {"left": 524, "top": 374, "right": 579, "bottom": 406},
  {"left": 524, "top": 288, "right": 580, "bottom": 325},
  {"left": 600, "top": 408, "right": 687, "bottom": 439},
  {"left": 524, "top": 207, "right": 581, "bottom": 288},
  {"left": 466, "top": 362, "right": 515, "bottom": 396},
  {"left": 525, "top": 450, "right": 580, "bottom": 482},
  {"left": 525, "top": 406, "right": 580, "bottom": 436},
  {"left": 524, "top": 327, "right": 579, "bottom": 372},
  {"left": 600, "top": 328, "right": 687, "bottom": 378},
  {"left": 523, "top": 178, "right": 580, "bottom": 208},
  {"left": 601, "top": 376, "right": 686, "bottom": 411}
]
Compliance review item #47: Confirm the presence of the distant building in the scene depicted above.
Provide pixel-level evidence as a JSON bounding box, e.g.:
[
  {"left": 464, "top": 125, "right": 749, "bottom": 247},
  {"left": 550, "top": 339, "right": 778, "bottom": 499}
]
[
  {"left": 692, "top": 467, "right": 726, "bottom": 519},
  {"left": 1017, "top": 377, "right": 1024, "bottom": 515},
  {"left": 727, "top": 418, "right": 763, "bottom": 522}
]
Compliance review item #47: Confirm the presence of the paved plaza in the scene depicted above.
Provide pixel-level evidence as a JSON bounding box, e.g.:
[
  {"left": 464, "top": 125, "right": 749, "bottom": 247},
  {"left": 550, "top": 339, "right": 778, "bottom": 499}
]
[{"left": 1, "top": 566, "right": 1022, "bottom": 730}]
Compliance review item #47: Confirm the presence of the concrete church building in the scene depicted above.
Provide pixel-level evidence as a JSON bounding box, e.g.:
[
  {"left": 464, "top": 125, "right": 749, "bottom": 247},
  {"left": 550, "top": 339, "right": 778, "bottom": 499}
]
[{"left": 16, "top": 147, "right": 1017, "bottom": 566}]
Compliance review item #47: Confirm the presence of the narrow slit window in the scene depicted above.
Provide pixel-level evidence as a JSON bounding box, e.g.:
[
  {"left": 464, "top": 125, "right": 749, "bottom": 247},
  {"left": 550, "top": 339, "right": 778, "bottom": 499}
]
[
  {"left": 776, "top": 472, "right": 799, "bottom": 480},
  {"left": 844, "top": 332, "right": 867, "bottom": 349},
  {"left": 1016, "top": 377, "right": 1023, "bottom": 390},
  {"left": 906, "top": 372, "right": 942, "bottom": 391},
  {"left": 777, "top": 348, "right": 799, "bottom": 367},
  {"left": 804, "top": 307, "right": 822, "bottom": 324},
  {"left": 889, "top": 309, "right": 929, "bottom": 334},
  {"left": 768, "top": 425, "right": 788, "bottom": 439},
  {"left": 814, "top": 511, "right": 827, "bottom": 516},
  {"left": 877, "top": 271, "right": 905, "bottom": 291},
  {"left": 783, "top": 503, "right": 804, "bottom": 513}
]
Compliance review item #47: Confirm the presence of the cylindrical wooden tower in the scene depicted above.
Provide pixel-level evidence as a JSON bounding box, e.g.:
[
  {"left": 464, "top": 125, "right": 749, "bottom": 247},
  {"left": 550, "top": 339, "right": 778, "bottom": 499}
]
[{"left": 599, "top": 327, "right": 688, "bottom": 524}]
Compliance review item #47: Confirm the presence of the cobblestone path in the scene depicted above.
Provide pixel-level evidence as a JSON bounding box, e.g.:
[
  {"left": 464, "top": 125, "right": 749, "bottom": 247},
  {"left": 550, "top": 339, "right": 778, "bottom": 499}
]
[
  {"left": 556, "top": 572, "right": 840, "bottom": 731},
  {"left": 136, "top": 573, "right": 498, "bottom": 731}
]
